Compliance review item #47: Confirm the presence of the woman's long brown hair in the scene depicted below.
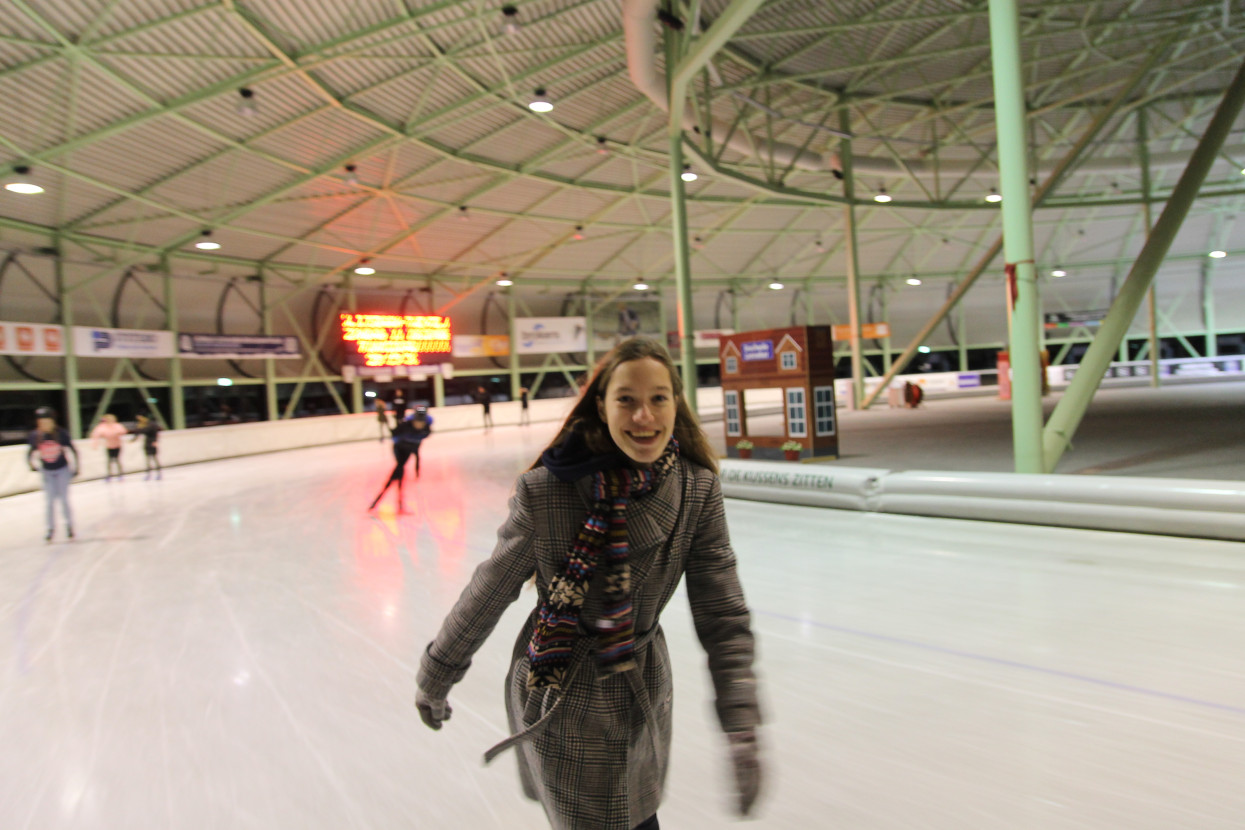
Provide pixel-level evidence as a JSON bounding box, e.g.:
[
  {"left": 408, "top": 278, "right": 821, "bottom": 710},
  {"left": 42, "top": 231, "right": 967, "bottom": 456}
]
[{"left": 531, "top": 337, "right": 718, "bottom": 473}]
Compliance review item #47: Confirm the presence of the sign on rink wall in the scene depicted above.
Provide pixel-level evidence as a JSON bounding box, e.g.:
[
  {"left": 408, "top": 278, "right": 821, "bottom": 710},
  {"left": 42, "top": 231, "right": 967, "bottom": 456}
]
[
  {"left": 0, "top": 321, "right": 64, "bottom": 356},
  {"left": 73, "top": 326, "right": 174, "bottom": 358},
  {"left": 179, "top": 333, "right": 301, "bottom": 359},
  {"left": 515, "top": 317, "right": 587, "bottom": 354},
  {"left": 452, "top": 334, "right": 510, "bottom": 358}
]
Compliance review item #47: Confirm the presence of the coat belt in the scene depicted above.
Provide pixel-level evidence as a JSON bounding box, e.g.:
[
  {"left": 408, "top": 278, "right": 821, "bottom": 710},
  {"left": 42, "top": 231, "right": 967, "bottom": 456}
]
[{"left": 483, "top": 626, "right": 662, "bottom": 764}]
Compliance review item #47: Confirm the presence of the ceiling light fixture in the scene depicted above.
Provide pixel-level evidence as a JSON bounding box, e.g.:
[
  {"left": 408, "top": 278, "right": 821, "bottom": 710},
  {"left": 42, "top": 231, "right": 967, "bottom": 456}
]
[
  {"left": 5, "top": 164, "right": 43, "bottom": 194},
  {"left": 195, "top": 230, "right": 221, "bottom": 251},
  {"left": 691, "top": 235, "right": 704, "bottom": 249},
  {"left": 529, "top": 88, "right": 553, "bottom": 113},
  {"left": 496, "top": 275, "right": 514, "bottom": 286},
  {"left": 769, "top": 281, "right": 784, "bottom": 290},
  {"left": 1051, "top": 267, "right": 1067, "bottom": 277},
  {"left": 343, "top": 164, "right": 360, "bottom": 186},
  {"left": 501, "top": 4, "right": 521, "bottom": 35},
  {"left": 680, "top": 164, "right": 698, "bottom": 182},
  {"left": 633, "top": 282, "right": 649, "bottom": 291},
  {"left": 458, "top": 205, "right": 469, "bottom": 221},
  {"left": 917, "top": 346, "right": 931, "bottom": 354},
  {"left": 572, "top": 225, "right": 584, "bottom": 241},
  {"left": 596, "top": 136, "right": 609, "bottom": 155},
  {"left": 906, "top": 277, "right": 922, "bottom": 286},
  {"left": 237, "top": 87, "right": 258, "bottom": 117},
  {"left": 1209, "top": 250, "right": 1227, "bottom": 258},
  {"left": 354, "top": 259, "right": 375, "bottom": 275},
  {"left": 874, "top": 188, "right": 892, "bottom": 203},
  {"left": 985, "top": 187, "right": 1002, "bottom": 203},
  {"left": 814, "top": 239, "right": 826, "bottom": 253}
]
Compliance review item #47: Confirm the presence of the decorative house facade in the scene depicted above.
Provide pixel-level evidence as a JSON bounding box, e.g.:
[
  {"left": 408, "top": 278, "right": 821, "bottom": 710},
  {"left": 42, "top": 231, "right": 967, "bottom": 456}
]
[{"left": 720, "top": 325, "right": 838, "bottom": 461}]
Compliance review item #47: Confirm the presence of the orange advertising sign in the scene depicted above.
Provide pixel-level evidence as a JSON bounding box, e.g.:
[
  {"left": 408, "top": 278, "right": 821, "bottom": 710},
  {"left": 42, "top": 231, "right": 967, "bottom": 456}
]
[
  {"left": 832, "top": 322, "right": 890, "bottom": 340},
  {"left": 340, "top": 313, "right": 452, "bottom": 367}
]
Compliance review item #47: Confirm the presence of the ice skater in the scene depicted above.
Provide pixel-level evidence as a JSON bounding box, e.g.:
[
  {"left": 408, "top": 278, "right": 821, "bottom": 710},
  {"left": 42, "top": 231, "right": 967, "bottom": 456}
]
[
  {"left": 375, "top": 398, "right": 391, "bottom": 442},
  {"left": 416, "top": 338, "right": 762, "bottom": 830},
  {"left": 518, "top": 386, "right": 531, "bottom": 426},
  {"left": 368, "top": 406, "right": 433, "bottom": 512},
  {"left": 90, "top": 412, "right": 129, "bottom": 481},
  {"left": 130, "top": 413, "right": 162, "bottom": 480},
  {"left": 475, "top": 385, "right": 493, "bottom": 430},
  {"left": 27, "top": 406, "right": 79, "bottom": 542}
]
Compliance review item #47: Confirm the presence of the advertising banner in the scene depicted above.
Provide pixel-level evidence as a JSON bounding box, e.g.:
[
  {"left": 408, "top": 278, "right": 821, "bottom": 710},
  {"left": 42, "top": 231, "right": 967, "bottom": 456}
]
[
  {"left": 832, "top": 322, "right": 890, "bottom": 340},
  {"left": 452, "top": 334, "right": 511, "bottom": 358},
  {"left": 667, "top": 329, "right": 736, "bottom": 350},
  {"left": 0, "top": 321, "right": 65, "bottom": 356},
  {"left": 179, "top": 333, "right": 302, "bottom": 359},
  {"left": 515, "top": 317, "right": 587, "bottom": 354},
  {"left": 73, "top": 326, "right": 175, "bottom": 359},
  {"left": 339, "top": 313, "right": 451, "bottom": 367}
]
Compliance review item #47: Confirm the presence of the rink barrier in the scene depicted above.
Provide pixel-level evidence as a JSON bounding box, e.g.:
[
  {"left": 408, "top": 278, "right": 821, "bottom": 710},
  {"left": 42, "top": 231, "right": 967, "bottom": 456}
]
[
  {"left": 0, "top": 396, "right": 574, "bottom": 499},
  {"left": 718, "top": 460, "right": 1245, "bottom": 542}
]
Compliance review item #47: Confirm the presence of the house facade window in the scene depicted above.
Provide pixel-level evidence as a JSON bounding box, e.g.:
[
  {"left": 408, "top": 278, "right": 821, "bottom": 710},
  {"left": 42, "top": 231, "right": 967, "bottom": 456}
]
[
  {"left": 724, "top": 390, "right": 741, "bottom": 436},
  {"left": 814, "top": 386, "right": 836, "bottom": 435},
  {"left": 725, "top": 355, "right": 738, "bottom": 374},
  {"left": 780, "top": 351, "right": 797, "bottom": 370},
  {"left": 785, "top": 387, "right": 807, "bottom": 437}
]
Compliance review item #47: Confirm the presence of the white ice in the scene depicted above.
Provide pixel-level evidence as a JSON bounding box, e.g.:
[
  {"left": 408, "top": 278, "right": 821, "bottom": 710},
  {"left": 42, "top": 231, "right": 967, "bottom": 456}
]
[{"left": 1, "top": 422, "right": 1243, "bottom": 828}]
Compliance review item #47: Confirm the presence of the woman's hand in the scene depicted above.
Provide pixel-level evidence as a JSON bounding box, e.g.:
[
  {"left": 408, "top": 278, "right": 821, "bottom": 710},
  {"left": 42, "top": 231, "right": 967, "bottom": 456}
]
[
  {"left": 728, "top": 729, "right": 762, "bottom": 816},
  {"left": 415, "top": 688, "right": 453, "bottom": 730}
]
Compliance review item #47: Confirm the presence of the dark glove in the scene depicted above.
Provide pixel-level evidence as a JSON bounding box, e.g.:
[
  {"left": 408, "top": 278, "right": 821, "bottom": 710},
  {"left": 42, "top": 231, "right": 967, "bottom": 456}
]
[
  {"left": 415, "top": 688, "right": 452, "bottom": 730},
  {"left": 728, "top": 729, "right": 762, "bottom": 816}
]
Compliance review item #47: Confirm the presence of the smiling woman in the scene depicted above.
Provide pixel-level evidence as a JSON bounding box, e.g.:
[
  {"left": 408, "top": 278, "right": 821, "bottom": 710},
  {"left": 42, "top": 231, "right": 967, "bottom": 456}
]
[{"left": 416, "top": 337, "right": 761, "bottom": 830}]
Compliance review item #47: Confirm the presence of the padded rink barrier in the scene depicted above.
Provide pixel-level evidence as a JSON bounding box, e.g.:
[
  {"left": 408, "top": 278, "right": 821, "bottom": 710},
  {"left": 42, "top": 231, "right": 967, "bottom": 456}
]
[{"left": 718, "top": 460, "right": 1245, "bottom": 542}]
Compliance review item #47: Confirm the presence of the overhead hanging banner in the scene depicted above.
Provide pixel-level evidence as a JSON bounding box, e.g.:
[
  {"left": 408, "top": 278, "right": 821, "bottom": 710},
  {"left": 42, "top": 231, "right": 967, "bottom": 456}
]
[
  {"left": 178, "top": 333, "right": 302, "bottom": 359},
  {"left": 73, "top": 326, "right": 175, "bottom": 359},
  {"left": 452, "top": 334, "right": 511, "bottom": 358},
  {"left": 0, "top": 321, "right": 64, "bottom": 356},
  {"left": 515, "top": 317, "right": 586, "bottom": 354},
  {"left": 339, "top": 313, "right": 452, "bottom": 367}
]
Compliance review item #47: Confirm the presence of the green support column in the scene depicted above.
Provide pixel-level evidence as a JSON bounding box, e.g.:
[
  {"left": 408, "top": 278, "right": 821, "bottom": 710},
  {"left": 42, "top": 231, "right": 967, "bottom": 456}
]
[
  {"left": 260, "top": 268, "right": 279, "bottom": 420},
  {"left": 56, "top": 245, "right": 82, "bottom": 440},
  {"left": 346, "top": 275, "right": 363, "bottom": 414},
  {"left": 1139, "top": 109, "right": 1160, "bottom": 388},
  {"left": 1202, "top": 260, "right": 1217, "bottom": 358},
  {"left": 666, "top": 30, "right": 698, "bottom": 415},
  {"left": 989, "top": 0, "right": 1044, "bottom": 473},
  {"left": 432, "top": 373, "right": 445, "bottom": 408},
  {"left": 881, "top": 284, "right": 893, "bottom": 374},
  {"left": 1042, "top": 57, "right": 1245, "bottom": 472},
  {"left": 162, "top": 257, "right": 186, "bottom": 430},
  {"left": 507, "top": 287, "right": 520, "bottom": 401},
  {"left": 841, "top": 110, "right": 865, "bottom": 409}
]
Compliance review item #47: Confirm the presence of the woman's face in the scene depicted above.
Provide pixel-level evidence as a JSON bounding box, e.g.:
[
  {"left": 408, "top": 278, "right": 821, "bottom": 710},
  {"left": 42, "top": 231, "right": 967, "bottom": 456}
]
[{"left": 597, "top": 357, "right": 677, "bottom": 467}]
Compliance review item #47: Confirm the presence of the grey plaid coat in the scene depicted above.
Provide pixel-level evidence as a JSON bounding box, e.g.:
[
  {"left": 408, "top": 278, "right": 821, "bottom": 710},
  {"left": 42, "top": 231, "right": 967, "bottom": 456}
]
[{"left": 417, "top": 457, "right": 759, "bottom": 830}]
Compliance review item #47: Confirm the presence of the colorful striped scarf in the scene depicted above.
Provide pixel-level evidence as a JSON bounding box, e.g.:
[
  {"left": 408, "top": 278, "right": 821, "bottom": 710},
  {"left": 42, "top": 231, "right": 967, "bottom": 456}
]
[{"left": 526, "top": 439, "right": 679, "bottom": 690}]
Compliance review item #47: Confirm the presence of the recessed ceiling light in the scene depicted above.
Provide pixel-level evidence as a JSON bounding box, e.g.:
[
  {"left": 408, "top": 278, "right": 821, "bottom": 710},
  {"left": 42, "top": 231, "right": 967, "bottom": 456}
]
[
  {"left": 917, "top": 346, "right": 931, "bottom": 354},
  {"left": 1209, "top": 250, "right": 1227, "bottom": 258},
  {"left": 1051, "top": 268, "right": 1067, "bottom": 277},
  {"left": 874, "top": 189, "right": 892, "bottom": 203},
  {"left": 354, "top": 265, "right": 376, "bottom": 275},
  {"left": 985, "top": 188, "right": 1002, "bottom": 203},
  {"left": 5, "top": 164, "right": 43, "bottom": 194},
  {"left": 769, "top": 281, "right": 784, "bottom": 290},
  {"left": 633, "top": 282, "right": 649, "bottom": 291},
  {"left": 496, "top": 278, "right": 513, "bottom": 286},
  {"left": 906, "top": 277, "right": 922, "bottom": 286},
  {"left": 680, "top": 165, "right": 698, "bottom": 182}
]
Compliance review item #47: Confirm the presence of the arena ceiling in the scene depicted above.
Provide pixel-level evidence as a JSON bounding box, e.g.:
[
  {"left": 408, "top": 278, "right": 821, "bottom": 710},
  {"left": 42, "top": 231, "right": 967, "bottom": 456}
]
[{"left": 0, "top": 0, "right": 1242, "bottom": 302}]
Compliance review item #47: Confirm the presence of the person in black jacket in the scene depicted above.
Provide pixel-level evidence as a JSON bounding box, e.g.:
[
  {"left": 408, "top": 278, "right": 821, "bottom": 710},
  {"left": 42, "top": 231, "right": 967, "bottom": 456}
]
[
  {"left": 369, "top": 407, "right": 433, "bottom": 512},
  {"left": 27, "top": 406, "right": 79, "bottom": 542},
  {"left": 475, "top": 385, "right": 493, "bottom": 430},
  {"left": 129, "top": 413, "right": 162, "bottom": 480}
]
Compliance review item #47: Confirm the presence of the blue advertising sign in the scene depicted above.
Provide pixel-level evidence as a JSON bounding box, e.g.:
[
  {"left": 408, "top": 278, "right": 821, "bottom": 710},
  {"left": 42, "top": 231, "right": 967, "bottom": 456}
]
[
  {"left": 956, "top": 373, "right": 981, "bottom": 388},
  {"left": 741, "top": 340, "right": 773, "bottom": 361}
]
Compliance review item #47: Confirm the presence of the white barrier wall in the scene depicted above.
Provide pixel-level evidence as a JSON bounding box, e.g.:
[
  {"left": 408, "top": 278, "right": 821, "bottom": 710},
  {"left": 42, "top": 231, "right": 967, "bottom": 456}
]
[
  {"left": 718, "top": 459, "right": 1245, "bottom": 543},
  {"left": 0, "top": 396, "right": 575, "bottom": 499}
]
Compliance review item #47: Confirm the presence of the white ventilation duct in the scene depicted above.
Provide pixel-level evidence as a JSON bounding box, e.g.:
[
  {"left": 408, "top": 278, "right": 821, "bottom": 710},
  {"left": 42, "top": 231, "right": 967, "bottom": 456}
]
[{"left": 621, "top": 0, "right": 1241, "bottom": 181}]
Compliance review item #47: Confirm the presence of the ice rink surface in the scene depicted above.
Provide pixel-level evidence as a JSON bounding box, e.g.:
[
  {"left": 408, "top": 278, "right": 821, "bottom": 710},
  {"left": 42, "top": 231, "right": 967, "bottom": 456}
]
[{"left": 2, "top": 422, "right": 1244, "bottom": 829}]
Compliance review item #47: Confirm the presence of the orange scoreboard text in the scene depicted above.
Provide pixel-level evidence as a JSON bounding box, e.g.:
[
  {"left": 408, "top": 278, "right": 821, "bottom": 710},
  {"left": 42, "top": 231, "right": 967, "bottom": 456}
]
[{"left": 339, "top": 313, "right": 452, "bottom": 367}]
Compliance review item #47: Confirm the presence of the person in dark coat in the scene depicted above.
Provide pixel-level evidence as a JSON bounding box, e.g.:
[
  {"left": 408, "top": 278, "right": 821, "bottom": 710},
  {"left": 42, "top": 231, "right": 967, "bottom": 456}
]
[
  {"left": 129, "top": 413, "right": 162, "bottom": 480},
  {"left": 28, "top": 406, "right": 78, "bottom": 542},
  {"left": 519, "top": 385, "right": 531, "bottom": 426},
  {"left": 416, "top": 338, "right": 761, "bottom": 830},
  {"left": 369, "top": 407, "right": 433, "bottom": 512},
  {"left": 475, "top": 385, "right": 493, "bottom": 430}
]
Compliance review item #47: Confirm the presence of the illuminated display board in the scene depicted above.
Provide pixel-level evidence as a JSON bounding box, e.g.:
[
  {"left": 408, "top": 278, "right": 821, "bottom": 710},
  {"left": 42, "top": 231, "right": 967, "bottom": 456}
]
[{"left": 340, "top": 313, "right": 452, "bottom": 367}]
